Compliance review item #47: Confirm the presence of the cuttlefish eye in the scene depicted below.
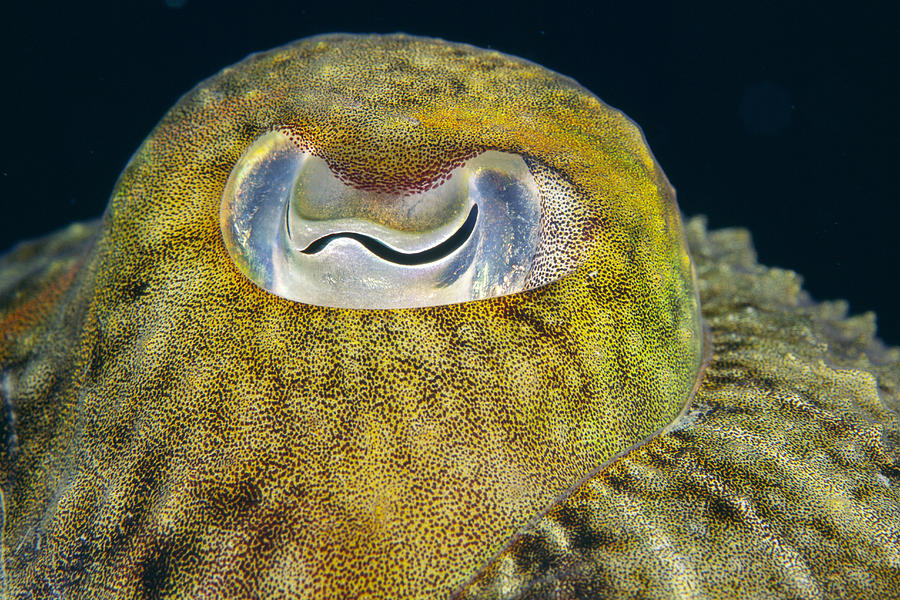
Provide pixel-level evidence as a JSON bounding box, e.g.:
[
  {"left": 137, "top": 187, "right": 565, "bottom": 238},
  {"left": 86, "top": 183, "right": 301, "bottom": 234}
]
[
  {"left": 221, "top": 129, "right": 572, "bottom": 308},
  {"left": 0, "top": 33, "right": 707, "bottom": 600}
]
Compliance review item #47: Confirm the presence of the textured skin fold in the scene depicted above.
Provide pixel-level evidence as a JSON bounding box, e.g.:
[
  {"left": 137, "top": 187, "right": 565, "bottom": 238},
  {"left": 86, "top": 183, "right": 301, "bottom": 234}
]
[{"left": 465, "top": 218, "right": 900, "bottom": 599}]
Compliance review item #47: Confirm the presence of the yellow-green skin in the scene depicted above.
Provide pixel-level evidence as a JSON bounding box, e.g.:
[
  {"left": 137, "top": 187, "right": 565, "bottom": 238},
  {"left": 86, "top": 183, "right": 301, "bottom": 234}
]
[
  {"left": 466, "top": 219, "right": 900, "bottom": 599},
  {"left": 0, "top": 33, "right": 897, "bottom": 600},
  {"left": 0, "top": 34, "right": 703, "bottom": 598}
]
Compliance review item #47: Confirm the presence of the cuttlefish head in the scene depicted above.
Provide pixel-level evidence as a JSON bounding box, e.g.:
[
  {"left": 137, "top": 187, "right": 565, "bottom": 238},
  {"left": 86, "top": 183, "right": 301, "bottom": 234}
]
[{"left": 46, "top": 34, "right": 704, "bottom": 597}]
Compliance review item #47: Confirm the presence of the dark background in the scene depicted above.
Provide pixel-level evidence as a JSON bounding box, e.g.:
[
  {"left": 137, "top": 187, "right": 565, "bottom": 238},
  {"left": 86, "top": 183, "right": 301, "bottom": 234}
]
[{"left": 1, "top": 1, "right": 897, "bottom": 343}]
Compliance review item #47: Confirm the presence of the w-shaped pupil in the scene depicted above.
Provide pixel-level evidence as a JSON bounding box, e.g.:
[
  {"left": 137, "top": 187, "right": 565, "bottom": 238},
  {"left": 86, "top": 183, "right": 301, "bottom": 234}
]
[{"left": 300, "top": 204, "right": 479, "bottom": 266}]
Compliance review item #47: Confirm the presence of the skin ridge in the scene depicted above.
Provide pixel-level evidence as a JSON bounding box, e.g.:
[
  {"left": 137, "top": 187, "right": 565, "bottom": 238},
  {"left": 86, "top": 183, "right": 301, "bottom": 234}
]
[
  {"left": 456, "top": 326, "right": 713, "bottom": 598},
  {"left": 464, "top": 217, "right": 900, "bottom": 599}
]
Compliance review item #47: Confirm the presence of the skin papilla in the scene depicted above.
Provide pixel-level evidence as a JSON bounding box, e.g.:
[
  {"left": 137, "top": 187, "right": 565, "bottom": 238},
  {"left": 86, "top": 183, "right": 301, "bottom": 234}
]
[
  {"left": 464, "top": 219, "right": 900, "bottom": 598},
  {"left": 0, "top": 34, "right": 897, "bottom": 599}
]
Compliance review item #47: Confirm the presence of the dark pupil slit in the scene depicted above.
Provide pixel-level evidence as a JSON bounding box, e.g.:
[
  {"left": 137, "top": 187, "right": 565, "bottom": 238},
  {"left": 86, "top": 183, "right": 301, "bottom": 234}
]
[{"left": 300, "top": 204, "right": 478, "bottom": 265}]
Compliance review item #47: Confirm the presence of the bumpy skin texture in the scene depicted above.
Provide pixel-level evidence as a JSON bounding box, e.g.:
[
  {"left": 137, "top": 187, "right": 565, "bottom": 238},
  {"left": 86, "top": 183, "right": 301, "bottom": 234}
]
[
  {"left": 0, "top": 35, "right": 704, "bottom": 598},
  {"left": 464, "top": 220, "right": 900, "bottom": 599},
  {"left": 6, "top": 221, "right": 900, "bottom": 600}
]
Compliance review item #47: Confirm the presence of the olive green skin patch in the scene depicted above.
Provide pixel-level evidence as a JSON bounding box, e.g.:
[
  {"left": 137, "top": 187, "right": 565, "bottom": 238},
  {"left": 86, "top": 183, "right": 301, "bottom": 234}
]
[
  {"left": 463, "top": 220, "right": 900, "bottom": 599},
  {"left": 0, "top": 34, "right": 704, "bottom": 597}
]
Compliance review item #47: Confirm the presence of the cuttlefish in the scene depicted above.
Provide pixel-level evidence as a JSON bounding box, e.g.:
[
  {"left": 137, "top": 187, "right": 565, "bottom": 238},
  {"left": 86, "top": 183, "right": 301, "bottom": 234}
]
[{"left": 0, "top": 33, "right": 897, "bottom": 599}]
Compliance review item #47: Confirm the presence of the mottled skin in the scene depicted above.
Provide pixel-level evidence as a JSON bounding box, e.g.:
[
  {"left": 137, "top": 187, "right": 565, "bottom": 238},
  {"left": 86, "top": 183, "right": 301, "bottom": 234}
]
[
  {"left": 0, "top": 33, "right": 896, "bottom": 600},
  {"left": 465, "top": 220, "right": 900, "bottom": 598},
  {"left": 0, "top": 34, "right": 702, "bottom": 599}
]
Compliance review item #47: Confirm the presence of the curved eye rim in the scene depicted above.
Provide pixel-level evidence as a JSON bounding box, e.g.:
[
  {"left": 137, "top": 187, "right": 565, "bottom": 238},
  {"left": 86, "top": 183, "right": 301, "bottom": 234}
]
[{"left": 220, "top": 130, "right": 585, "bottom": 309}]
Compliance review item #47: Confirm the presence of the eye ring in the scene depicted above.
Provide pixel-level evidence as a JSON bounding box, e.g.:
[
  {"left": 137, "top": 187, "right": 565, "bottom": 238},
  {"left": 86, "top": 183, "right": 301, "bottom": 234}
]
[{"left": 220, "top": 129, "right": 585, "bottom": 309}]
